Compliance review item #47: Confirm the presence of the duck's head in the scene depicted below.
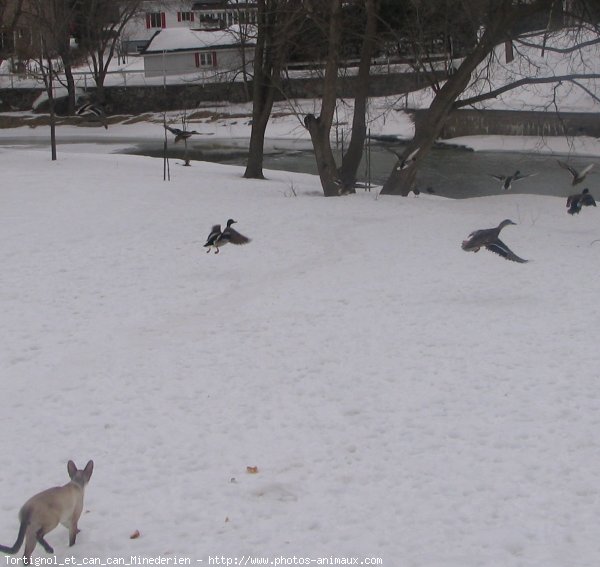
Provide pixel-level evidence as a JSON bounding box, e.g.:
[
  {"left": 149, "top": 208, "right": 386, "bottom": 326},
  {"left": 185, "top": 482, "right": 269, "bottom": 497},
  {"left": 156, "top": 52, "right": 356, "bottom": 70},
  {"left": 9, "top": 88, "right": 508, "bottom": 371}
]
[
  {"left": 499, "top": 219, "right": 516, "bottom": 228},
  {"left": 582, "top": 188, "right": 590, "bottom": 194},
  {"left": 226, "top": 219, "right": 237, "bottom": 227}
]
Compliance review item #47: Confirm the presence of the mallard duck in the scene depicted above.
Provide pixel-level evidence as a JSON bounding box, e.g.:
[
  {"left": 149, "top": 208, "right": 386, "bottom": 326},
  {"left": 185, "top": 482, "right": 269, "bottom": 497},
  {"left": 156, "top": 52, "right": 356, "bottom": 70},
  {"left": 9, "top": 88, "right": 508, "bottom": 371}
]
[
  {"left": 389, "top": 147, "right": 420, "bottom": 171},
  {"left": 204, "top": 220, "right": 251, "bottom": 254},
  {"left": 489, "top": 170, "right": 536, "bottom": 191},
  {"left": 165, "top": 125, "right": 199, "bottom": 144},
  {"left": 76, "top": 103, "right": 108, "bottom": 129},
  {"left": 204, "top": 224, "right": 222, "bottom": 254},
  {"left": 567, "top": 188, "right": 597, "bottom": 215},
  {"left": 461, "top": 219, "right": 528, "bottom": 263},
  {"left": 557, "top": 160, "right": 594, "bottom": 185}
]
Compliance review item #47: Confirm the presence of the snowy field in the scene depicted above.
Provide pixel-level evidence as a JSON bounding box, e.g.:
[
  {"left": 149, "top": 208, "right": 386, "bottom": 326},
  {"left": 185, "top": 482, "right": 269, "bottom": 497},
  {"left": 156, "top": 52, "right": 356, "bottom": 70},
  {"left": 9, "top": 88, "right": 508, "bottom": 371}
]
[{"left": 2, "top": 143, "right": 600, "bottom": 567}]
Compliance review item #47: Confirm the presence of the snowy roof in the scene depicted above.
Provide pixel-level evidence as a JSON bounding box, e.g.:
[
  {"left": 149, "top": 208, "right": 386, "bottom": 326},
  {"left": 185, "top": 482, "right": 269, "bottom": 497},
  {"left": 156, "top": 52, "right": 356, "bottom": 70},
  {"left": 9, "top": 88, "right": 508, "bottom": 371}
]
[{"left": 143, "top": 26, "right": 255, "bottom": 54}]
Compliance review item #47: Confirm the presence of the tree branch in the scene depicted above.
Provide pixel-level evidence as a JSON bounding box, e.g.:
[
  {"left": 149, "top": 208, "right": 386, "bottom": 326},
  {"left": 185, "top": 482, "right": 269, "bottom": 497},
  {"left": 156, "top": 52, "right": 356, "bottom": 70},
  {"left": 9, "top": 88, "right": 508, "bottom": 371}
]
[
  {"left": 516, "top": 35, "right": 600, "bottom": 54},
  {"left": 569, "top": 78, "right": 600, "bottom": 104},
  {"left": 454, "top": 73, "right": 600, "bottom": 108}
]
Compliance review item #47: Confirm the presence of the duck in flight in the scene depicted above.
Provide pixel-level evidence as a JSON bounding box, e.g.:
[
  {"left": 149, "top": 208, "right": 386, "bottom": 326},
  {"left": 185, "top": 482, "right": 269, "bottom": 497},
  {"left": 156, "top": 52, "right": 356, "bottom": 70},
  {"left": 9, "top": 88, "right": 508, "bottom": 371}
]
[
  {"left": 557, "top": 160, "right": 595, "bottom": 185},
  {"left": 461, "top": 219, "right": 528, "bottom": 263},
  {"left": 388, "top": 147, "right": 420, "bottom": 171},
  {"left": 204, "top": 219, "right": 251, "bottom": 254},
  {"left": 76, "top": 103, "right": 108, "bottom": 129},
  {"left": 165, "top": 125, "right": 200, "bottom": 143},
  {"left": 489, "top": 170, "right": 537, "bottom": 191},
  {"left": 567, "top": 188, "right": 596, "bottom": 215}
]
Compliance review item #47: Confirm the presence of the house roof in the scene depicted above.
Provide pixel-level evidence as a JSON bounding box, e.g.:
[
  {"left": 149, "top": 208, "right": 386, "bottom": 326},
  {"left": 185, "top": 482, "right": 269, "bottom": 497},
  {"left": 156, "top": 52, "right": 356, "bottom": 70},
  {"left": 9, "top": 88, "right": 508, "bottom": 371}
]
[
  {"left": 192, "top": 0, "right": 224, "bottom": 8},
  {"left": 143, "top": 26, "right": 255, "bottom": 54}
]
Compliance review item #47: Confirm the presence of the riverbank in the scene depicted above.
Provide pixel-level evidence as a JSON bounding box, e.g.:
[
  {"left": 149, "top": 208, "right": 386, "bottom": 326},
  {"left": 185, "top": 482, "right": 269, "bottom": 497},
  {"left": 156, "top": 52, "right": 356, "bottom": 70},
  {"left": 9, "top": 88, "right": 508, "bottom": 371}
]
[
  {"left": 2, "top": 102, "right": 600, "bottom": 158},
  {"left": 2, "top": 104, "right": 600, "bottom": 200}
]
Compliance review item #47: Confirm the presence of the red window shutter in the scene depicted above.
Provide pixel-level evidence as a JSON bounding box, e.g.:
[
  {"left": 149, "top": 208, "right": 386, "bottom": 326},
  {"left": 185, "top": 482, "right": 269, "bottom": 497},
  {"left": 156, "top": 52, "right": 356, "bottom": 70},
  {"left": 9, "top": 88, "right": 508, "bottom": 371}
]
[
  {"left": 145, "top": 13, "right": 151, "bottom": 28},
  {"left": 161, "top": 12, "right": 166, "bottom": 28},
  {"left": 212, "top": 51, "right": 217, "bottom": 66},
  {"left": 195, "top": 52, "right": 200, "bottom": 68},
  {"left": 177, "top": 12, "right": 181, "bottom": 22},
  {"left": 191, "top": 13, "right": 195, "bottom": 22}
]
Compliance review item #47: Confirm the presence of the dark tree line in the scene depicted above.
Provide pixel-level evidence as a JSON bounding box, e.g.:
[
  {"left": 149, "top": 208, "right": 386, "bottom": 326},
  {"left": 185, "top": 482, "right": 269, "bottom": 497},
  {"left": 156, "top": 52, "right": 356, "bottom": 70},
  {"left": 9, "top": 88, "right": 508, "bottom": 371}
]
[
  {"left": 4, "top": 0, "right": 143, "bottom": 159},
  {"left": 6, "top": 0, "right": 142, "bottom": 113}
]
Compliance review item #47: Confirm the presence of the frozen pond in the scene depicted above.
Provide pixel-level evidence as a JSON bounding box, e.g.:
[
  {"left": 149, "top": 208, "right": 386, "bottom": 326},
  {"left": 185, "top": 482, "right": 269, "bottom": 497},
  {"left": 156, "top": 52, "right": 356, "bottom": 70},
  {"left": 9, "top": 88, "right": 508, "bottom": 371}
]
[
  {"left": 120, "top": 137, "right": 599, "bottom": 199},
  {"left": 0, "top": 134, "right": 596, "bottom": 199}
]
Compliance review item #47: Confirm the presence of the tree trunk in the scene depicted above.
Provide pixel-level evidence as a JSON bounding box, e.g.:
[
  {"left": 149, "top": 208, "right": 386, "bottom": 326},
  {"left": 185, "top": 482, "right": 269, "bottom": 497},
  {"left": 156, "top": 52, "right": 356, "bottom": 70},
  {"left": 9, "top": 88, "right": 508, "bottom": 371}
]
[
  {"left": 305, "top": 114, "right": 341, "bottom": 196},
  {"left": 46, "top": 57, "right": 57, "bottom": 161},
  {"left": 338, "top": 0, "right": 379, "bottom": 193},
  {"left": 305, "top": 0, "right": 343, "bottom": 197},
  {"left": 63, "top": 62, "right": 76, "bottom": 114},
  {"left": 50, "top": 109, "right": 57, "bottom": 161},
  {"left": 244, "top": 0, "right": 301, "bottom": 180},
  {"left": 244, "top": 99, "right": 271, "bottom": 179},
  {"left": 244, "top": 0, "right": 270, "bottom": 179},
  {"left": 91, "top": 51, "right": 107, "bottom": 104}
]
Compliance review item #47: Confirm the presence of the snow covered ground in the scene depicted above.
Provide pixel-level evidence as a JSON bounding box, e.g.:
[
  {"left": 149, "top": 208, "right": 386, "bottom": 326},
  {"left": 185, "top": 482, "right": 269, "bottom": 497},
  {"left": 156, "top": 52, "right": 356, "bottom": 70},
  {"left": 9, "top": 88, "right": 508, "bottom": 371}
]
[{"left": 2, "top": 141, "right": 600, "bottom": 567}]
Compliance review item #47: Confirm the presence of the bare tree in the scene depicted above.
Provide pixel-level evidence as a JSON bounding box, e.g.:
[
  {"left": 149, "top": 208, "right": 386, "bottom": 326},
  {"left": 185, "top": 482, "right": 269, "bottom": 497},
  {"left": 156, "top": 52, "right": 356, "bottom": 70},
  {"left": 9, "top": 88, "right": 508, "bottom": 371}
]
[
  {"left": 244, "top": 0, "right": 304, "bottom": 179},
  {"left": 303, "top": 0, "right": 343, "bottom": 197},
  {"left": 54, "top": 1, "right": 79, "bottom": 115},
  {"left": 380, "top": 0, "right": 600, "bottom": 195},
  {"left": 301, "top": 0, "right": 384, "bottom": 196},
  {"left": 75, "top": 0, "right": 143, "bottom": 103},
  {"left": 338, "top": 0, "right": 379, "bottom": 194},
  {"left": 23, "top": 0, "right": 77, "bottom": 159},
  {"left": 228, "top": 0, "right": 259, "bottom": 100}
]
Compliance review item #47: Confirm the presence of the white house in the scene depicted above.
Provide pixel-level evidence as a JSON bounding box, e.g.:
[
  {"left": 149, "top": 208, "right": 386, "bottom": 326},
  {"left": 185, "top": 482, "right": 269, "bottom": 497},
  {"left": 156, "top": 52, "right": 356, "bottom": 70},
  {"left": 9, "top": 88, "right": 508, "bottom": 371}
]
[
  {"left": 142, "top": 26, "right": 255, "bottom": 78},
  {"left": 122, "top": 0, "right": 257, "bottom": 54}
]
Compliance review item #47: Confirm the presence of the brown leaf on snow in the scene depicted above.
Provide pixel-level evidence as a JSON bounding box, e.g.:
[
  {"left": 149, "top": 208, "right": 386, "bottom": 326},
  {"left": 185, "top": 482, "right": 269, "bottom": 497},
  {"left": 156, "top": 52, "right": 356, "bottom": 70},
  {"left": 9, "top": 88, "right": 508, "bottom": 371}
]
[
  {"left": 130, "top": 530, "right": 141, "bottom": 539},
  {"left": 246, "top": 466, "right": 259, "bottom": 474}
]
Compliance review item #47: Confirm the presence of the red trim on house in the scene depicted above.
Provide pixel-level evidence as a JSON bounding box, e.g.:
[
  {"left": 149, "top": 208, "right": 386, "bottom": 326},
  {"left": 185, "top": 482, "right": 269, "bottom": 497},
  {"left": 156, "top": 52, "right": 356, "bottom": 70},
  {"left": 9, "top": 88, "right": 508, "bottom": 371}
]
[
  {"left": 212, "top": 51, "right": 217, "bottom": 67},
  {"left": 161, "top": 12, "right": 166, "bottom": 28},
  {"left": 194, "top": 52, "right": 200, "bottom": 68},
  {"left": 177, "top": 12, "right": 181, "bottom": 22},
  {"left": 145, "top": 13, "right": 151, "bottom": 29},
  {"left": 191, "top": 13, "right": 195, "bottom": 22}
]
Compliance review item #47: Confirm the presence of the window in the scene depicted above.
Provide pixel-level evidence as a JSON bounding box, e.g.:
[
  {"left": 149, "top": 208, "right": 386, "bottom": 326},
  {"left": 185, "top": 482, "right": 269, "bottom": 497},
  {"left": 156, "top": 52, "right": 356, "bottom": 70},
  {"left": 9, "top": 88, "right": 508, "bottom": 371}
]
[
  {"left": 146, "top": 12, "right": 166, "bottom": 29},
  {"left": 195, "top": 51, "right": 216, "bottom": 67},
  {"left": 178, "top": 12, "right": 195, "bottom": 23},
  {"left": 0, "top": 30, "right": 9, "bottom": 50}
]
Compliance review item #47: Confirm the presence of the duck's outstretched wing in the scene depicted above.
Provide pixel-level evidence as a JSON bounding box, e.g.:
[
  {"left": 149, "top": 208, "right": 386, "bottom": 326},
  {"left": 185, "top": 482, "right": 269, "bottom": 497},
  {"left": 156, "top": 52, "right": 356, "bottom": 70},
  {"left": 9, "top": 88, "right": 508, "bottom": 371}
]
[
  {"left": 165, "top": 125, "right": 183, "bottom": 135},
  {"left": 225, "top": 228, "right": 251, "bottom": 245},
  {"left": 489, "top": 174, "right": 507, "bottom": 182},
  {"left": 582, "top": 193, "right": 597, "bottom": 207},
  {"left": 485, "top": 239, "right": 528, "bottom": 263}
]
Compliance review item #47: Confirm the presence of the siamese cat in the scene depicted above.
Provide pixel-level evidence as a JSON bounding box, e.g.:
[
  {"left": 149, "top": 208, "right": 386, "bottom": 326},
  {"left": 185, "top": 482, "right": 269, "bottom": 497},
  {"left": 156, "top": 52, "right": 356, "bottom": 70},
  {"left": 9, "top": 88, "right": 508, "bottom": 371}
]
[{"left": 0, "top": 460, "right": 93, "bottom": 563}]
